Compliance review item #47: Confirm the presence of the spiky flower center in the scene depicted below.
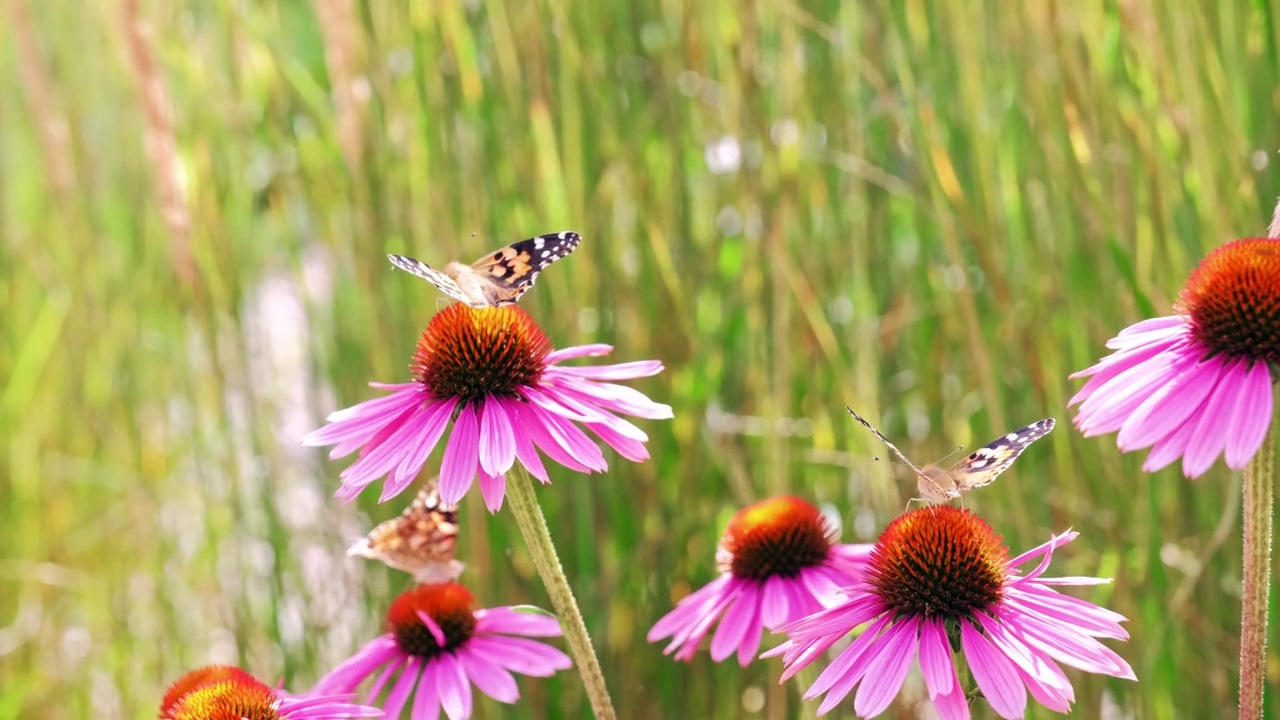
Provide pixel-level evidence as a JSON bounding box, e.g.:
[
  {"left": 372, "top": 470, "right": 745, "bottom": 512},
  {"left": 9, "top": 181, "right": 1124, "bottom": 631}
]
[
  {"left": 867, "top": 506, "right": 1008, "bottom": 620},
  {"left": 161, "top": 665, "right": 261, "bottom": 717},
  {"left": 386, "top": 582, "right": 478, "bottom": 660},
  {"left": 1179, "top": 237, "right": 1280, "bottom": 364},
  {"left": 719, "top": 496, "right": 835, "bottom": 580},
  {"left": 160, "top": 669, "right": 279, "bottom": 720},
  {"left": 412, "top": 304, "right": 552, "bottom": 406}
]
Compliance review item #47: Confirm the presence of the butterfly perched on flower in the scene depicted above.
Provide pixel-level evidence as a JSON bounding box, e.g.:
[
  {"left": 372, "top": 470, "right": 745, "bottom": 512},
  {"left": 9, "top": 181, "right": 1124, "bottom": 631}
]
[
  {"left": 347, "top": 480, "right": 464, "bottom": 584},
  {"left": 845, "top": 407, "right": 1055, "bottom": 503},
  {"left": 388, "top": 231, "right": 582, "bottom": 307}
]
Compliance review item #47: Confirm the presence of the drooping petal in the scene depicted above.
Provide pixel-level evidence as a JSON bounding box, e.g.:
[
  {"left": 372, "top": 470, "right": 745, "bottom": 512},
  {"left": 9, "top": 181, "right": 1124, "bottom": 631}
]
[
  {"left": 1115, "top": 356, "right": 1222, "bottom": 451},
  {"left": 713, "top": 588, "right": 764, "bottom": 666},
  {"left": 439, "top": 404, "right": 480, "bottom": 504},
  {"left": 477, "top": 470, "right": 507, "bottom": 513},
  {"left": 383, "top": 656, "right": 421, "bottom": 720},
  {"left": 409, "top": 657, "right": 440, "bottom": 720},
  {"left": 917, "top": 617, "right": 955, "bottom": 699},
  {"left": 477, "top": 397, "right": 517, "bottom": 477},
  {"left": 435, "top": 653, "right": 472, "bottom": 720},
  {"left": 1180, "top": 360, "right": 1241, "bottom": 477},
  {"left": 455, "top": 646, "right": 521, "bottom": 703},
  {"left": 1224, "top": 360, "right": 1275, "bottom": 469},
  {"left": 961, "top": 620, "right": 1027, "bottom": 719},
  {"left": 383, "top": 398, "right": 458, "bottom": 501},
  {"left": 849, "top": 617, "right": 919, "bottom": 718}
]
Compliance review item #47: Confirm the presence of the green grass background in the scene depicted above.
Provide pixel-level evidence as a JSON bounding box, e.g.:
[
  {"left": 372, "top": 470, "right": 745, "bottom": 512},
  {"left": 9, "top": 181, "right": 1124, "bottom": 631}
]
[{"left": 2, "top": 0, "right": 1278, "bottom": 717}]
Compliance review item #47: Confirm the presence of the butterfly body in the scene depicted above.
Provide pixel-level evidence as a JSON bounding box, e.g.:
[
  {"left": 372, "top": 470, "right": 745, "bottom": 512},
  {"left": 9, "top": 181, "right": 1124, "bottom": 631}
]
[
  {"left": 348, "top": 482, "right": 464, "bottom": 584},
  {"left": 389, "top": 231, "right": 582, "bottom": 307},
  {"left": 846, "top": 408, "right": 1055, "bottom": 503}
]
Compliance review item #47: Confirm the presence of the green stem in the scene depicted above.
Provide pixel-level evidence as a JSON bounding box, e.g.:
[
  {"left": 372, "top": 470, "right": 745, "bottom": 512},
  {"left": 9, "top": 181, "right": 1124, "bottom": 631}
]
[
  {"left": 1239, "top": 383, "right": 1278, "bottom": 720},
  {"left": 504, "top": 466, "right": 617, "bottom": 719}
]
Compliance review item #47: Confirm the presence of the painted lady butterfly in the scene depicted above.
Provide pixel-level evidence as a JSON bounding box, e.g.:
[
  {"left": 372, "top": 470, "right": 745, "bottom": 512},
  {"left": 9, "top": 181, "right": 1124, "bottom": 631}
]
[
  {"left": 845, "top": 407, "right": 1055, "bottom": 503},
  {"left": 347, "top": 480, "right": 464, "bottom": 584},
  {"left": 388, "top": 231, "right": 582, "bottom": 307}
]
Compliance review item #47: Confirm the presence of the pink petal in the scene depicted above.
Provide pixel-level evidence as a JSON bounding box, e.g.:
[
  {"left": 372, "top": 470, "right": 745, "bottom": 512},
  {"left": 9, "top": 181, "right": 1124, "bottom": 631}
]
[
  {"left": 438, "top": 404, "right": 479, "bottom": 503},
  {"left": 410, "top": 658, "right": 440, "bottom": 720},
  {"left": 917, "top": 617, "right": 955, "bottom": 698},
  {"left": 1181, "top": 360, "right": 1240, "bottom": 477},
  {"left": 585, "top": 421, "right": 651, "bottom": 463},
  {"left": 647, "top": 576, "right": 733, "bottom": 641},
  {"left": 1225, "top": 361, "right": 1275, "bottom": 469},
  {"left": 314, "top": 385, "right": 419, "bottom": 429},
  {"left": 383, "top": 656, "right": 420, "bottom": 719},
  {"left": 383, "top": 398, "right": 458, "bottom": 501},
  {"left": 799, "top": 613, "right": 892, "bottom": 692},
  {"left": 335, "top": 405, "right": 422, "bottom": 483},
  {"left": 523, "top": 385, "right": 603, "bottom": 423},
  {"left": 548, "top": 359, "right": 664, "bottom": 380},
  {"left": 475, "top": 470, "right": 507, "bottom": 513},
  {"left": 760, "top": 576, "right": 791, "bottom": 629},
  {"left": 1141, "top": 408, "right": 1202, "bottom": 473},
  {"left": 961, "top": 620, "right": 1026, "bottom": 719},
  {"left": 456, "top": 646, "right": 520, "bottom": 703},
  {"left": 364, "top": 655, "right": 403, "bottom": 703},
  {"left": 709, "top": 589, "right": 760, "bottom": 663},
  {"left": 544, "top": 344, "right": 613, "bottom": 363},
  {"left": 503, "top": 400, "right": 549, "bottom": 481},
  {"left": 435, "top": 653, "right": 471, "bottom": 720},
  {"left": 849, "top": 617, "right": 919, "bottom": 718},
  {"left": 467, "top": 636, "right": 572, "bottom": 676},
  {"left": 1075, "top": 348, "right": 1198, "bottom": 435},
  {"left": 477, "top": 398, "right": 517, "bottom": 477},
  {"left": 1116, "top": 357, "right": 1223, "bottom": 451},
  {"left": 474, "top": 607, "right": 563, "bottom": 637},
  {"left": 416, "top": 610, "right": 447, "bottom": 646},
  {"left": 524, "top": 404, "right": 608, "bottom": 472},
  {"left": 550, "top": 375, "right": 673, "bottom": 419},
  {"left": 312, "top": 635, "right": 400, "bottom": 693}
]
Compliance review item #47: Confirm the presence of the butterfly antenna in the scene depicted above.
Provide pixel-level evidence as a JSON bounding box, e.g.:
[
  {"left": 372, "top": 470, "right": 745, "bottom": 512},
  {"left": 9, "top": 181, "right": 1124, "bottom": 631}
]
[
  {"left": 845, "top": 407, "right": 926, "bottom": 475},
  {"left": 933, "top": 443, "right": 967, "bottom": 465}
]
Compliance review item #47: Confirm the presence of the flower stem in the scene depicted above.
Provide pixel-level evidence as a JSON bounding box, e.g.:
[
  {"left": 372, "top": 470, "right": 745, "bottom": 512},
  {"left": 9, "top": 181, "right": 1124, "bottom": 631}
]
[
  {"left": 504, "top": 466, "right": 617, "bottom": 719},
  {"left": 1239, "top": 383, "right": 1278, "bottom": 720}
]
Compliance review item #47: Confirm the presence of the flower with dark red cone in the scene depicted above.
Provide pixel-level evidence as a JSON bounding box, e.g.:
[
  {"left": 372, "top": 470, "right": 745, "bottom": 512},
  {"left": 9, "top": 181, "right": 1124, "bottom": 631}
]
[
  {"left": 1070, "top": 238, "right": 1278, "bottom": 477},
  {"left": 767, "top": 506, "right": 1134, "bottom": 719},
  {"left": 303, "top": 304, "right": 670, "bottom": 511},
  {"left": 312, "top": 582, "right": 571, "bottom": 719},
  {"left": 647, "top": 496, "right": 873, "bottom": 666},
  {"left": 160, "top": 665, "right": 382, "bottom": 720}
]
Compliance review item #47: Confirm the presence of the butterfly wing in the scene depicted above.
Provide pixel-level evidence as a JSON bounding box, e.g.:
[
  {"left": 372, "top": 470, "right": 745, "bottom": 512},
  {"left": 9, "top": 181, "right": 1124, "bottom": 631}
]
[
  {"left": 387, "top": 254, "right": 477, "bottom": 306},
  {"left": 347, "top": 481, "right": 464, "bottom": 584},
  {"left": 466, "top": 231, "right": 582, "bottom": 306},
  {"left": 949, "top": 418, "right": 1055, "bottom": 492}
]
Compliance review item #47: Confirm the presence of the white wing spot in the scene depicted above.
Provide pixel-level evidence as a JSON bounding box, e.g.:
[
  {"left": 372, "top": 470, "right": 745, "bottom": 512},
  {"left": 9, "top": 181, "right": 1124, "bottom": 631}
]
[
  {"left": 534, "top": 238, "right": 545, "bottom": 249},
  {"left": 1005, "top": 433, "right": 1018, "bottom": 441}
]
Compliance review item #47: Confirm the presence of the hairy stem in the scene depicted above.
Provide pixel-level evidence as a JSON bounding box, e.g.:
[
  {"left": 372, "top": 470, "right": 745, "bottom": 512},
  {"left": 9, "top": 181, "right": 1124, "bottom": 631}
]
[
  {"left": 505, "top": 467, "right": 617, "bottom": 719},
  {"left": 1238, "top": 383, "right": 1277, "bottom": 719}
]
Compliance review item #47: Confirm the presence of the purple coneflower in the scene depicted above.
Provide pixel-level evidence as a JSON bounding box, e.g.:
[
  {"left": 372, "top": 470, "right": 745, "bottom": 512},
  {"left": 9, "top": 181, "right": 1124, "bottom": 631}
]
[
  {"left": 647, "top": 496, "right": 873, "bottom": 666},
  {"left": 1070, "top": 238, "right": 1278, "bottom": 477},
  {"left": 767, "top": 506, "right": 1134, "bottom": 719},
  {"left": 313, "top": 582, "right": 571, "bottom": 719},
  {"left": 160, "top": 665, "right": 382, "bottom": 720},
  {"left": 303, "top": 304, "right": 670, "bottom": 510}
]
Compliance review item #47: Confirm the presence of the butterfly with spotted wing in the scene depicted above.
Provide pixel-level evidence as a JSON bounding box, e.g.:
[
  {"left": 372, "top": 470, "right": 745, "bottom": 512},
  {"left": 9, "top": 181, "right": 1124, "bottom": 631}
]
[
  {"left": 347, "top": 480, "right": 464, "bottom": 584},
  {"left": 388, "top": 231, "right": 582, "bottom": 307},
  {"left": 845, "top": 407, "right": 1055, "bottom": 504}
]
